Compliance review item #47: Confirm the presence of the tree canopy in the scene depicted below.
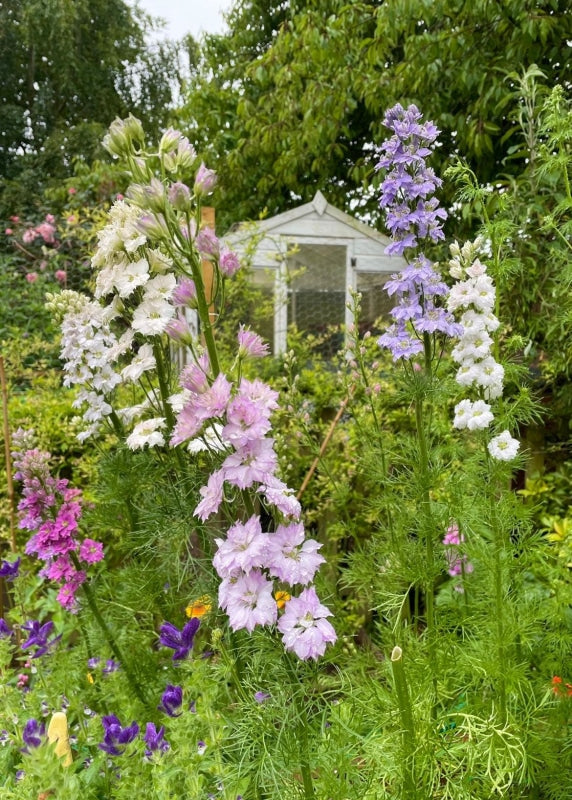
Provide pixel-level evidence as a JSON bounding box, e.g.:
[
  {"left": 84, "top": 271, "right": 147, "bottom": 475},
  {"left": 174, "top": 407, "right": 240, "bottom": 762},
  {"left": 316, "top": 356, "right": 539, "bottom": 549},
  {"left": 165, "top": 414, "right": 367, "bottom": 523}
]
[
  {"left": 0, "top": 0, "right": 179, "bottom": 213},
  {"left": 180, "top": 0, "right": 572, "bottom": 230}
]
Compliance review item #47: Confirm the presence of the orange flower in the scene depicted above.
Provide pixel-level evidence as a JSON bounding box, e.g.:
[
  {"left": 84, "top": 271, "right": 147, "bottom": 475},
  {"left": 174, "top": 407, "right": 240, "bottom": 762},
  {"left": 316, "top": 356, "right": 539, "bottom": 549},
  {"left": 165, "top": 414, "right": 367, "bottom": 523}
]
[
  {"left": 275, "top": 590, "right": 291, "bottom": 609},
  {"left": 186, "top": 595, "right": 212, "bottom": 619}
]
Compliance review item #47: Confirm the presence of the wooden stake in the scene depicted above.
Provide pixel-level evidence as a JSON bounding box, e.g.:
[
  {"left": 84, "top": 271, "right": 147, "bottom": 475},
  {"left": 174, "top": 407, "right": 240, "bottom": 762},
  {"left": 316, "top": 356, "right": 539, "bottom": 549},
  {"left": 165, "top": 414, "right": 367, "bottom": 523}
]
[{"left": 200, "top": 206, "right": 216, "bottom": 326}]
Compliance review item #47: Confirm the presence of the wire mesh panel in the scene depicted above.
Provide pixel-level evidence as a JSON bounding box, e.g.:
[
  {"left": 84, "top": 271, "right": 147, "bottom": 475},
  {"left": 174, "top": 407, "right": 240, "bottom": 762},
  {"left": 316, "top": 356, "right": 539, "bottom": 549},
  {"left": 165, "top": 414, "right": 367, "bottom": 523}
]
[
  {"left": 285, "top": 243, "right": 347, "bottom": 355},
  {"left": 355, "top": 271, "right": 393, "bottom": 336}
]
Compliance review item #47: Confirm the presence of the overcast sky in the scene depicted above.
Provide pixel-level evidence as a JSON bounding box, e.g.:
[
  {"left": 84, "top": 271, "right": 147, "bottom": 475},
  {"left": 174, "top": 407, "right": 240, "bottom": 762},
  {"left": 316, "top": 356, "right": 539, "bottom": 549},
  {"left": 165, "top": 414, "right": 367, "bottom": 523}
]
[{"left": 133, "top": 0, "right": 233, "bottom": 39}]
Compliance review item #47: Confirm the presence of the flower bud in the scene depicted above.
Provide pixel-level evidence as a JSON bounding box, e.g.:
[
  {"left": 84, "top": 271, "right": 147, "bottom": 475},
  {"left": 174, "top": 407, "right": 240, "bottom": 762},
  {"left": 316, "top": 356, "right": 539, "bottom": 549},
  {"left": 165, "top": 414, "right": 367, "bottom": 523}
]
[
  {"left": 194, "top": 163, "right": 217, "bottom": 196},
  {"left": 219, "top": 247, "right": 240, "bottom": 277},
  {"left": 172, "top": 278, "right": 197, "bottom": 307},
  {"left": 168, "top": 182, "right": 192, "bottom": 211},
  {"left": 137, "top": 213, "right": 169, "bottom": 240},
  {"left": 196, "top": 226, "right": 220, "bottom": 259},
  {"left": 103, "top": 115, "right": 144, "bottom": 157},
  {"left": 159, "top": 128, "right": 182, "bottom": 154}
]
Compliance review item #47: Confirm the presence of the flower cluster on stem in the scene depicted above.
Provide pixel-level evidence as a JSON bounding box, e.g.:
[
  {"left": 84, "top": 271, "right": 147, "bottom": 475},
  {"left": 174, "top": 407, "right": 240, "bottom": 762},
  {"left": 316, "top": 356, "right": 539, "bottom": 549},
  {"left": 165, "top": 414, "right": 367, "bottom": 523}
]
[
  {"left": 375, "top": 103, "right": 461, "bottom": 361},
  {"left": 12, "top": 429, "right": 104, "bottom": 610},
  {"left": 447, "top": 239, "right": 520, "bottom": 460}
]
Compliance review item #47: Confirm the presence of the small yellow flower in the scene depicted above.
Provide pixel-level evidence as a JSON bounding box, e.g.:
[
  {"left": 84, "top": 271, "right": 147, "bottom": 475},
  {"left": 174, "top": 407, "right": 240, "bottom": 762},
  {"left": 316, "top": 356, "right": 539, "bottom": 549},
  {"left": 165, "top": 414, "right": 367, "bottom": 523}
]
[
  {"left": 275, "top": 590, "right": 291, "bottom": 609},
  {"left": 86, "top": 672, "right": 94, "bottom": 684},
  {"left": 186, "top": 595, "right": 212, "bottom": 619}
]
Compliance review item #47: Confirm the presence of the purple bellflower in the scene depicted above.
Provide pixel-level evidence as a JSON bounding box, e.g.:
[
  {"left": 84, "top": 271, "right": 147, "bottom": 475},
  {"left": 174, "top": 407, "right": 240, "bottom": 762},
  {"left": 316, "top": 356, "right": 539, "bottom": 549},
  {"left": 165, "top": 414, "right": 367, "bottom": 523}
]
[
  {"left": 21, "top": 620, "right": 61, "bottom": 658},
  {"left": 159, "top": 618, "right": 200, "bottom": 660},
  {"left": 0, "top": 618, "right": 12, "bottom": 638},
  {"left": 99, "top": 715, "right": 140, "bottom": 756},
  {"left": 0, "top": 557, "right": 21, "bottom": 581},
  {"left": 22, "top": 719, "right": 45, "bottom": 750},
  {"left": 158, "top": 684, "right": 183, "bottom": 717},
  {"left": 144, "top": 723, "right": 169, "bottom": 757}
]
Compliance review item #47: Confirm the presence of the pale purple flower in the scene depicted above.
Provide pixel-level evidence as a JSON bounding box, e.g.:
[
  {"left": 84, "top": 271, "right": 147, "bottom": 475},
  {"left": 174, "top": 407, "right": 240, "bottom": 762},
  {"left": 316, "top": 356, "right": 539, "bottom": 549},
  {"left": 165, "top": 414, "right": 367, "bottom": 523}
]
[
  {"left": 277, "top": 587, "right": 336, "bottom": 660},
  {"left": 443, "top": 524, "right": 473, "bottom": 583},
  {"left": 219, "top": 248, "right": 240, "bottom": 277},
  {"left": 219, "top": 570, "right": 277, "bottom": 632},
  {"left": 159, "top": 618, "right": 200, "bottom": 660},
  {"left": 237, "top": 325, "right": 269, "bottom": 358},
  {"left": 213, "top": 516, "right": 267, "bottom": 578},
  {"left": 257, "top": 477, "right": 301, "bottom": 520},
  {"left": 172, "top": 278, "right": 197, "bottom": 307},
  {"left": 222, "top": 438, "right": 279, "bottom": 490},
  {"left": 264, "top": 522, "right": 325, "bottom": 586},
  {"left": 168, "top": 181, "right": 191, "bottom": 210},
  {"left": 0, "top": 619, "right": 12, "bottom": 638},
  {"left": 196, "top": 226, "right": 220, "bottom": 259},
  {"left": 103, "top": 658, "right": 120, "bottom": 675},
  {"left": 194, "top": 469, "right": 226, "bottom": 521},
  {"left": 254, "top": 691, "right": 270, "bottom": 704},
  {"left": 194, "top": 163, "right": 217, "bottom": 196}
]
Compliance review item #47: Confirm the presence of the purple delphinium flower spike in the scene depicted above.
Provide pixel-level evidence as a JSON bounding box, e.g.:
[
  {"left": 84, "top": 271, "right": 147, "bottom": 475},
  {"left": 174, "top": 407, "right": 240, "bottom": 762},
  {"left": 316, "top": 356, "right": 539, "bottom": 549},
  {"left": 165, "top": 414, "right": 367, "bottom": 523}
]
[
  {"left": 98, "top": 715, "right": 139, "bottom": 756},
  {"left": 375, "top": 104, "right": 462, "bottom": 361},
  {"left": 158, "top": 618, "right": 200, "bottom": 660},
  {"left": 21, "top": 620, "right": 61, "bottom": 658},
  {"left": 144, "top": 722, "right": 169, "bottom": 757},
  {"left": 22, "top": 719, "right": 45, "bottom": 749},
  {"left": 0, "top": 557, "right": 21, "bottom": 581},
  {"left": 158, "top": 684, "right": 183, "bottom": 717}
]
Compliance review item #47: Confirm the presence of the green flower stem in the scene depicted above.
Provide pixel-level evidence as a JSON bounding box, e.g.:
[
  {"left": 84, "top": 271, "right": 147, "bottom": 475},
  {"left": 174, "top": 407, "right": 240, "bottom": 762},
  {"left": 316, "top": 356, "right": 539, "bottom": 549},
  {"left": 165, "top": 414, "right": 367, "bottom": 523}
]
[
  {"left": 491, "top": 504, "right": 507, "bottom": 718},
  {"left": 286, "top": 654, "right": 315, "bottom": 799},
  {"left": 71, "top": 553, "right": 148, "bottom": 706},
  {"left": 391, "top": 646, "right": 417, "bottom": 799}
]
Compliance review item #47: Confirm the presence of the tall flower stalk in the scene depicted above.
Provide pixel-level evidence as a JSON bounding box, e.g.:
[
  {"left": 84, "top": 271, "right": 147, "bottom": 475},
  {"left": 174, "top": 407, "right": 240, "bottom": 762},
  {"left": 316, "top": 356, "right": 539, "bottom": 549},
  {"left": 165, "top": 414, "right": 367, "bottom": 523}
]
[{"left": 375, "top": 104, "right": 461, "bottom": 669}]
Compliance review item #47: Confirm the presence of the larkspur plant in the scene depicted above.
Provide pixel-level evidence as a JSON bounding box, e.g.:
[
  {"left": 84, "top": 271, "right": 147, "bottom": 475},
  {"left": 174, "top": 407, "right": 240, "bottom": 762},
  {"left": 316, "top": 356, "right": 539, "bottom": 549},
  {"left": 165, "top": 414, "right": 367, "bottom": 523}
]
[
  {"left": 44, "top": 115, "right": 336, "bottom": 661},
  {"left": 11, "top": 428, "right": 104, "bottom": 611},
  {"left": 2, "top": 94, "right": 572, "bottom": 800}
]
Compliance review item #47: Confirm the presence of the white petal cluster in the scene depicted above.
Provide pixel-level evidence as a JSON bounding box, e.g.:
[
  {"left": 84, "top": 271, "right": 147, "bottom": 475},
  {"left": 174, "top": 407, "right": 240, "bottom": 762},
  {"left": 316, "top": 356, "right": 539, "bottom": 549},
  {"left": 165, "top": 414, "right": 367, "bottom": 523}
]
[
  {"left": 488, "top": 430, "right": 520, "bottom": 461},
  {"left": 126, "top": 417, "right": 166, "bottom": 450},
  {"left": 447, "top": 239, "right": 519, "bottom": 461},
  {"left": 447, "top": 240, "right": 504, "bottom": 402},
  {"left": 59, "top": 294, "right": 123, "bottom": 439}
]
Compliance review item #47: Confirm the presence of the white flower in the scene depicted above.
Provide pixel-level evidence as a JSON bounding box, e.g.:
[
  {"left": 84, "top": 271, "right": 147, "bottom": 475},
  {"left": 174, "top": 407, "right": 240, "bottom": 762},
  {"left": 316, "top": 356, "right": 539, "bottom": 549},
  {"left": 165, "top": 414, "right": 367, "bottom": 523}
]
[
  {"left": 447, "top": 281, "right": 480, "bottom": 312},
  {"left": 474, "top": 356, "right": 504, "bottom": 395},
  {"left": 143, "top": 273, "right": 177, "bottom": 301},
  {"left": 187, "top": 423, "right": 227, "bottom": 454},
  {"left": 472, "top": 274, "right": 496, "bottom": 312},
  {"left": 452, "top": 330, "right": 493, "bottom": 364},
  {"left": 453, "top": 399, "right": 494, "bottom": 431},
  {"left": 113, "top": 258, "right": 149, "bottom": 298},
  {"left": 116, "top": 400, "right": 150, "bottom": 424},
  {"left": 121, "top": 343, "right": 156, "bottom": 382},
  {"left": 126, "top": 417, "right": 166, "bottom": 450},
  {"left": 465, "top": 258, "right": 487, "bottom": 278},
  {"left": 168, "top": 390, "right": 190, "bottom": 413},
  {"left": 488, "top": 430, "right": 520, "bottom": 461},
  {"left": 131, "top": 298, "right": 175, "bottom": 335}
]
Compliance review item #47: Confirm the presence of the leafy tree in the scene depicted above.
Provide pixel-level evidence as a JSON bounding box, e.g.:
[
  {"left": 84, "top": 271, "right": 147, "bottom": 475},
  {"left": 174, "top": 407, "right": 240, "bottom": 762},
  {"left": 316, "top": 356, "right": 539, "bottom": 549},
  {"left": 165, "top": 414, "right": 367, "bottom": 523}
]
[
  {"left": 180, "top": 0, "right": 572, "bottom": 230},
  {"left": 0, "top": 0, "right": 180, "bottom": 214}
]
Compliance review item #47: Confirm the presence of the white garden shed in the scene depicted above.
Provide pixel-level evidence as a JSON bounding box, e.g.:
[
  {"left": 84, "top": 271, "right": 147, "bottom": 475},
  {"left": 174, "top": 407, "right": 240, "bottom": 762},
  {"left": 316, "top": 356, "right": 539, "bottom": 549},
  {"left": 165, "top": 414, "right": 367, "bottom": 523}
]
[{"left": 224, "top": 190, "right": 405, "bottom": 355}]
